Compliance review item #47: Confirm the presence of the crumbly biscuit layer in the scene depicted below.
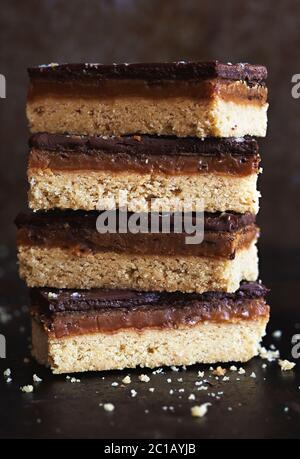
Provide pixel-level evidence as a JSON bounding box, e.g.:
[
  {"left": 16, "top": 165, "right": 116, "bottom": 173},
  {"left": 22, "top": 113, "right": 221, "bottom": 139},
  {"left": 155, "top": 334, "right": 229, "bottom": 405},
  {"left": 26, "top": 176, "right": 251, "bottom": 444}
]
[
  {"left": 27, "top": 95, "right": 268, "bottom": 138},
  {"left": 28, "top": 169, "right": 260, "bottom": 214},
  {"left": 32, "top": 317, "right": 268, "bottom": 374},
  {"left": 18, "top": 242, "right": 258, "bottom": 293}
]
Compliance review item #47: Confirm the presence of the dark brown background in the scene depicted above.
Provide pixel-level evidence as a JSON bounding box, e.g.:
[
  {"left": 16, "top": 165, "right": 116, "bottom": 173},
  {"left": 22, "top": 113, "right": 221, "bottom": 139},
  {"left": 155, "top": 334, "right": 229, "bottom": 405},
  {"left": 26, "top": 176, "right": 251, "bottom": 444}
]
[{"left": 0, "top": 0, "right": 300, "bottom": 259}]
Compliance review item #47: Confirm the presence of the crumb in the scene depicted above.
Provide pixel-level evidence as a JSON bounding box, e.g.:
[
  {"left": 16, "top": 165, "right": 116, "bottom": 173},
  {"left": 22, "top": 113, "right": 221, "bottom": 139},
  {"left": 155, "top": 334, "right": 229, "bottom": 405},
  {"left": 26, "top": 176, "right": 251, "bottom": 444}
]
[
  {"left": 133, "top": 135, "right": 141, "bottom": 141},
  {"left": 188, "top": 394, "right": 196, "bottom": 400},
  {"left": 20, "top": 385, "right": 34, "bottom": 393},
  {"left": 47, "top": 292, "right": 58, "bottom": 299},
  {"left": 228, "top": 406, "right": 233, "bottom": 412},
  {"left": 169, "top": 389, "right": 174, "bottom": 395},
  {"left": 139, "top": 374, "right": 150, "bottom": 383},
  {"left": 230, "top": 365, "right": 237, "bottom": 371},
  {"left": 103, "top": 403, "right": 115, "bottom": 412},
  {"left": 258, "top": 345, "right": 280, "bottom": 361},
  {"left": 191, "top": 403, "right": 211, "bottom": 418},
  {"left": 222, "top": 376, "right": 230, "bottom": 381},
  {"left": 171, "top": 366, "right": 179, "bottom": 372},
  {"left": 3, "top": 368, "right": 11, "bottom": 377},
  {"left": 209, "top": 367, "right": 214, "bottom": 371},
  {"left": 122, "top": 375, "right": 131, "bottom": 384},
  {"left": 213, "top": 366, "right": 226, "bottom": 376},
  {"left": 6, "top": 377, "right": 12, "bottom": 383},
  {"left": 278, "top": 359, "right": 296, "bottom": 371},
  {"left": 149, "top": 387, "right": 155, "bottom": 392},
  {"left": 198, "top": 371, "right": 204, "bottom": 378},
  {"left": 238, "top": 367, "right": 246, "bottom": 375},
  {"left": 111, "top": 382, "right": 118, "bottom": 387},
  {"left": 272, "top": 330, "right": 282, "bottom": 339},
  {"left": 131, "top": 389, "right": 137, "bottom": 398},
  {"left": 284, "top": 406, "right": 289, "bottom": 413},
  {"left": 70, "top": 377, "right": 80, "bottom": 383},
  {"left": 152, "top": 368, "right": 164, "bottom": 375},
  {"left": 167, "top": 378, "right": 172, "bottom": 383},
  {"left": 33, "top": 374, "right": 42, "bottom": 383},
  {"left": 178, "top": 388, "right": 185, "bottom": 393},
  {"left": 262, "top": 363, "right": 267, "bottom": 369},
  {"left": 250, "top": 372, "right": 256, "bottom": 378}
]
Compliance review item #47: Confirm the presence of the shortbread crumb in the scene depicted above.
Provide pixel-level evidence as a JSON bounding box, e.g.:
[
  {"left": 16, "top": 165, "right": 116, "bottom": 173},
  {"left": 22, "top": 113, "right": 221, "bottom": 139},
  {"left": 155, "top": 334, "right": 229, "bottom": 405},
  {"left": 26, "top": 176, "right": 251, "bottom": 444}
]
[
  {"left": 191, "top": 403, "right": 211, "bottom": 418},
  {"left": 278, "top": 359, "right": 296, "bottom": 371}
]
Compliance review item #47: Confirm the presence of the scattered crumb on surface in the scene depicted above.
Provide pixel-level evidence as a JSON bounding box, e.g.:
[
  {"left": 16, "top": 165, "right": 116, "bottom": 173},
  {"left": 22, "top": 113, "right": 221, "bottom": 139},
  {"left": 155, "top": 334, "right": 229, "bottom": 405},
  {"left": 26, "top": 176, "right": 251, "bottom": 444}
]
[
  {"left": 188, "top": 394, "right": 196, "bottom": 400},
  {"left": 278, "top": 359, "right": 296, "bottom": 371},
  {"left": 20, "top": 385, "right": 34, "bottom": 393},
  {"left": 131, "top": 389, "right": 137, "bottom": 398},
  {"left": 103, "top": 403, "right": 115, "bottom": 412},
  {"left": 122, "top": 375, "right": 131, "bottom": 384},
  {"left": 171, "top": 366, "right": 179, "bottom": 372},
  {"left": 198, "top": 371, "right": 204, "bottom": 378},
  {"left": 149, "top": 387, "right": 155, "bottom": 392},
  {"left": 230, "top": 366, "right": 237, "bottom": 371},
  {"left": 139, "top": 374, "right": 150, "bottom": 383},
  {"left": 5, "top": 377, "right": 12, "bottom": 383},
  {"left": 238, "top": 367, "right": 246, "bottom": 375},
  {"left": 111, "top": 382, "right": 118, "bottom": 387},
  {"left": 70, "top": 377, "right": 80, "bottom": 383},
  {"left": 33, "top": 374, "right": 42, "bottom": 383},
  {"left": 3, "top": 368, "right": 11, "bottom": 377},
  {"left": 191, "top": 403, "right": 211, "bottom": 418},
  {"left": 213, "top": 366, "right": 226, "bottom": 376},
  {"left": 259, "top": 345, "right": 280, "bottom": 361},
  {"left": 250, "top": 372, "right": 256, "bottom": 378}
]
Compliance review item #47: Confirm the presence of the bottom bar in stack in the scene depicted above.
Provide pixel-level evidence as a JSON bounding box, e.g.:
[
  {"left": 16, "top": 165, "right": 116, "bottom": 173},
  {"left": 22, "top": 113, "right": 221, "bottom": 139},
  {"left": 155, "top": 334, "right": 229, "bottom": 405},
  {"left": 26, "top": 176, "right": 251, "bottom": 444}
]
[{"left": 30, "top": 282, "right": 269, "bottom": 374}]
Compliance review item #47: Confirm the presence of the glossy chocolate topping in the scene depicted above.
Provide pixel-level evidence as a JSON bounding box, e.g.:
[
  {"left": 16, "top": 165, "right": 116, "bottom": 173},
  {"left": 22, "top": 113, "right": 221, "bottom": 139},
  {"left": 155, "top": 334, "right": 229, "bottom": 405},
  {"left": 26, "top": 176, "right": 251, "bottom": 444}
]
[
  {"left": 29, "top": 134, "right": 260, "bottom": 176},
  {"left": 28, "top": 61, "right": 267, "bottom": 83},
  {"left": 30, "top": 282, "right": 269, "bottom": 338}
]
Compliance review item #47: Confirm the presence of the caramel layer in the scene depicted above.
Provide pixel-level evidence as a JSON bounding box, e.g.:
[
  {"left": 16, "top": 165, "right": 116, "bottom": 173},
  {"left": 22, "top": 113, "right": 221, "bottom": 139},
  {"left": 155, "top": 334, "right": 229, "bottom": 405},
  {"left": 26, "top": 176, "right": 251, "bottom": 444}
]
[
  {"left": 28, "top": 78, "right": 267, "bottom": 105},
  {"left": 30, "top": 282, "right": 269, "bottom": 339},
  {"left": 28, "top": 134, "right": 260, "bottom": 176},
  {"left": 16, "top": 211, "right": 258, "bottom": 259}
]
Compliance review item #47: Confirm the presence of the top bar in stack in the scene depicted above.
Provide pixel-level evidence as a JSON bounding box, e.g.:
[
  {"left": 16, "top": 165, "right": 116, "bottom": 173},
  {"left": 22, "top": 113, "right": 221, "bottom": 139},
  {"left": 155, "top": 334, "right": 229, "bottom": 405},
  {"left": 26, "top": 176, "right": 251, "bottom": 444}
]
[{"left": 27, "top": 61, "right": 268, "bottom": 138}]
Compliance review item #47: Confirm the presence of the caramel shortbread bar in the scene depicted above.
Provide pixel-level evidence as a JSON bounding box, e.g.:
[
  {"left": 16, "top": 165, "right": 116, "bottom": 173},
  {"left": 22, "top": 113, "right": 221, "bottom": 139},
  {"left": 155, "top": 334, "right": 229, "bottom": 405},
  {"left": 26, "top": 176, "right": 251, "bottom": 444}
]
[
  {"left": 27, "top": 61, "right": 268, "bottom": 138},
  {"left": 30, "top": 282, "right": 269, "bottom": 374},
  {"left": 28, "top": 133, "right": 261, "bottom": 214},
  {"left": 16, "top": 211, "right": 259, "bottom": 293}
]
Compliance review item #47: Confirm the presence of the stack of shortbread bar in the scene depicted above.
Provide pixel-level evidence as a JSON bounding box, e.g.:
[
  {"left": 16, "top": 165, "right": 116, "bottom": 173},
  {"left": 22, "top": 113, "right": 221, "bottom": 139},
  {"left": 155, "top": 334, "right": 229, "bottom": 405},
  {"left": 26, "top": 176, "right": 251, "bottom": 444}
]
[{"left": 16, "top": 62, "right": 270, "bottom": 373}]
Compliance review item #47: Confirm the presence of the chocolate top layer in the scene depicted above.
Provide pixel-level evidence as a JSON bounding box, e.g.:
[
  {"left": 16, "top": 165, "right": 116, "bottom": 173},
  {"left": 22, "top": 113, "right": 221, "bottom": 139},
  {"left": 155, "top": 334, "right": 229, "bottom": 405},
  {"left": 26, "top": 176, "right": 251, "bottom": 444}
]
[
  {"left": 31, "top": 282, "right": 269, "bottom": 337},
  {"left": 31, "top": 281, "right": 268, "bottom": 314},
  {"left": 15, "top": 210, "right": 256, "bottom": 233},
  {"left": 29, "top": 133, "right": 259, "bottom": 156},
  {"left": 28, "top": 61, "right": 267, "bottom": 83}
]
